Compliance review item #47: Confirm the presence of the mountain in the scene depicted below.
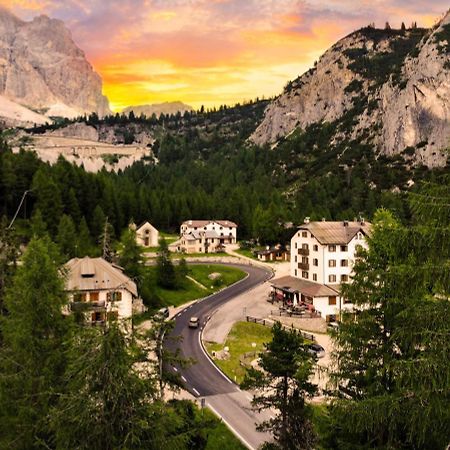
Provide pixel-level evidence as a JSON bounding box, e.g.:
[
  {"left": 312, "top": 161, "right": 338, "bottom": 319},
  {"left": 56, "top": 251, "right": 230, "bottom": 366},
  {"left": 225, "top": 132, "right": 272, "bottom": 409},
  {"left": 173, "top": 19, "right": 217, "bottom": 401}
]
[
  {"left": 251, "top": 12, "right": 450, "bottom": 167},
  {"left": 122, "top": 101, "right": 194, "bottom": 117},
  {"left": 0, "top": 7, "right": 110, "bottom": 123}
]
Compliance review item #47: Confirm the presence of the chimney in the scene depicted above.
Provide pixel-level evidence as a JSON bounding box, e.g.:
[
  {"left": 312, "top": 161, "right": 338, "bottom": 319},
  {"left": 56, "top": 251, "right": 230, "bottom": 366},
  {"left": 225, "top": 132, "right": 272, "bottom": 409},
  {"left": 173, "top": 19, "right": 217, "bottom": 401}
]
[
  {"left": 360, "top": 217, "right": 365, "bottom": 225},
  {"left": 321, "top": 217, "right": 326, "bottom": 222},
  {"left": 343, "top": 220, "right": 349, "bottom": 227},
  {"left": 304, "top": 217, "right": 310, "bottom": 224},
  {"left": 188, "top": 220, "right": 192, "bottom": 225}
]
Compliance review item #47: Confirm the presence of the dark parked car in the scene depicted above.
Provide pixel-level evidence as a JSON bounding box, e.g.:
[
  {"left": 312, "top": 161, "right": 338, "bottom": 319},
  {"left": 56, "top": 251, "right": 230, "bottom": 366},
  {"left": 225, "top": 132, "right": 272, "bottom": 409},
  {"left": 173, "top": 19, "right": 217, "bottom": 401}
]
[{"left": 307, "top": 343, "right": 325, "bottom": 358}]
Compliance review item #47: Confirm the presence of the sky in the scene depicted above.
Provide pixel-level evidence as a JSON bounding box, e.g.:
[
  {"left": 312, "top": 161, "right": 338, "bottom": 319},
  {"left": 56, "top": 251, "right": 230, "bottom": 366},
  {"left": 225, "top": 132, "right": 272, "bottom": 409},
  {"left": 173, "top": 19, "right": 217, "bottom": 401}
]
[{"left": 3, "top": 0, "right": 449, "bottom": 111}]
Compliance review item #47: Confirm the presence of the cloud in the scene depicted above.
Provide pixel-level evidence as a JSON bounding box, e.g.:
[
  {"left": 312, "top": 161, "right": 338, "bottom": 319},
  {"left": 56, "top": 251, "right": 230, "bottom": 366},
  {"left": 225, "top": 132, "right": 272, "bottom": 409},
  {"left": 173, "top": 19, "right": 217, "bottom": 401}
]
[{"left": 3, "top": 0, "right": 448, "bottom": 109}]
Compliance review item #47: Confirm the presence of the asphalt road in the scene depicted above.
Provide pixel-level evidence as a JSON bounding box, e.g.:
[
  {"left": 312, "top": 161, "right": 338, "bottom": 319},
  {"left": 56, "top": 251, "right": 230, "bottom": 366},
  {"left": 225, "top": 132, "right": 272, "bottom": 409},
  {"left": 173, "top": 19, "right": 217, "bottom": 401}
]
[{"left": 166, "top": 263, "right": 275, "bottom": 449}]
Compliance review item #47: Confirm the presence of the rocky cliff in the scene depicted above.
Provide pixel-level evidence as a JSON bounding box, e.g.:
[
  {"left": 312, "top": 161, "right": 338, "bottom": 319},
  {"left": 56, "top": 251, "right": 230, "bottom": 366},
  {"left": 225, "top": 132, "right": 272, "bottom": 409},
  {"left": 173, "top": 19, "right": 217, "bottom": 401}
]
[
  {"left": 0, "top": 7, "right": 110, "bottom": 121},
  {"left": 252, "top": 12, "right": 450, "bottom": 167}
]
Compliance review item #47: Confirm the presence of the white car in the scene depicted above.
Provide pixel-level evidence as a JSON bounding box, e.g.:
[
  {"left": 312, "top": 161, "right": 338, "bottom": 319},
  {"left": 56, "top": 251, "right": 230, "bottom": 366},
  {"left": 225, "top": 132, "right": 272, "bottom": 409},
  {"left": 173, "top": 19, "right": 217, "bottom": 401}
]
[
  {"left": 307, "top": 343, "right": 325, "bottom": 358},
  {"left": 188, "top": 317, "right": 199, "bottom": 329}
]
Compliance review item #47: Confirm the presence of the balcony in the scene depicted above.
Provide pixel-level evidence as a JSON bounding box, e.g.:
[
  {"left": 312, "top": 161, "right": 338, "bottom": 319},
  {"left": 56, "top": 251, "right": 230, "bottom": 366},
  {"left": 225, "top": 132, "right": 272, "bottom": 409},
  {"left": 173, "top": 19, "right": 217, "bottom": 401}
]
[
  {"left": 70, "top": 300, "right": 106, "bottom": 312},
  {"left": 298, "top": 248, "right": 309, "bottom": 256},
  {"left": 298, "top": 263, "right": 310, "bottom": 271}
]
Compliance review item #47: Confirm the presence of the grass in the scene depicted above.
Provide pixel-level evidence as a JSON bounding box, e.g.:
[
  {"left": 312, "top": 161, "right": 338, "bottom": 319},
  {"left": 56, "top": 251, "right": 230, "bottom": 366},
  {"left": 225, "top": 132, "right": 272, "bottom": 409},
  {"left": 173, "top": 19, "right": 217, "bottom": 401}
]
[
  {"left": 201, "top": 407, "right": 247, "bottom": 449},
  {"left": 205, "top": 321, "right": 273, "bottom": 384},
  {"left": 159, "top": 232, "right": 179, "bottom": 244},
  {"left": 144, "top": 264, "right": 246, "bottom": 308}
]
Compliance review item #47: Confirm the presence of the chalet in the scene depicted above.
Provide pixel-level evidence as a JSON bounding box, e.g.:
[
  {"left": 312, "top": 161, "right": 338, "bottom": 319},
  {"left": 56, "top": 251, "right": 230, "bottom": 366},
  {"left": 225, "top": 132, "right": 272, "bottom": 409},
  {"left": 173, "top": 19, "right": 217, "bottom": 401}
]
[
  {"left": 170, "top": 220, "right": 238, "bottom": 253},
  {"left": 65, "top": 257, "right": 140, "bottom": 325},
  {"left": 256, "top": 244, "right": 290, "bottom": 262},
  {"left": 180, "top": 220, "right": 237, "bottom": 245},
  {"left": 270, "top": 219, "right": 371, "bottom": 322},
  {"left": 133, "top": 221, "right": 159, "bottom": 248}
]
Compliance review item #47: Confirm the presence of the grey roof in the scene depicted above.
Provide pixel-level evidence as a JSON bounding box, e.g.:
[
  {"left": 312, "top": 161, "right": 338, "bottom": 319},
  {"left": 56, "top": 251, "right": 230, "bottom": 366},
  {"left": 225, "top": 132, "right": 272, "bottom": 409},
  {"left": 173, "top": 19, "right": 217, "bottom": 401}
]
[
  {"left": 271, "top": 275, "right": 340, "bottom": 297},
  {"left": 184, "top": 230, "right": 221, "bottom": 240},
  {"left": 298, "top": 221, "right": 372, "bottom": 245},
  {"left": 182, "top": 220, "right": 238, "bottom": 228},
  {"left": 65, "top": 257, "right": 138, "bottom": 296}
]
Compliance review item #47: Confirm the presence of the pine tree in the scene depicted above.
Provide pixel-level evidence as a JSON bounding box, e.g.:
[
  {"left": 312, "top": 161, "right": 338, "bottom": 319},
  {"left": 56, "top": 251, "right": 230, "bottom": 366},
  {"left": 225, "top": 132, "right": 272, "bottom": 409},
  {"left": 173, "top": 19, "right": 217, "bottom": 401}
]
[
  {"left": 329, "top": 180, "right": 450, "bottom": 449},
  {"left": 118, "top": 227, "right": 143, "bottom": 283},
  {"left": 156, "top": 238, "right": 176, "bottom": 289},
  {"left": 0, "top": 238, "right": 70, "bottom": 449},
  {"left": 30, "top": 207, "right": 48, "bottom": 238},
  {"left": 51, "top": 319, "right": 160, "bottom": 449},
  {"left": 56, "top": 214, "right": 78, "bottom": 259},
  {"left": 0, "top": 217, "right": 18, "bottom": 316},
  {"left": 77, "top": 216, "right": 93, "bottom": 256},
  {"left": 242, "top": 322, "right": 317, "bottom": 449}
]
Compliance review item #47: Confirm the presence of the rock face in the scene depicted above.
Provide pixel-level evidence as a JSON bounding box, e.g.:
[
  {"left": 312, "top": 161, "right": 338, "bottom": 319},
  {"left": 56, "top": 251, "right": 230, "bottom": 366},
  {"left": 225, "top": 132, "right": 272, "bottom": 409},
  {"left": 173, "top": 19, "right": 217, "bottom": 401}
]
[
  {"left": 123, "top": 101, "right": 194, "bottom": 117},
  {"left": 251, "top": 12, "right": 450, "bottom": 167},
  {"left": 0, "top": 7, "right": 111, "bottom": 119}
]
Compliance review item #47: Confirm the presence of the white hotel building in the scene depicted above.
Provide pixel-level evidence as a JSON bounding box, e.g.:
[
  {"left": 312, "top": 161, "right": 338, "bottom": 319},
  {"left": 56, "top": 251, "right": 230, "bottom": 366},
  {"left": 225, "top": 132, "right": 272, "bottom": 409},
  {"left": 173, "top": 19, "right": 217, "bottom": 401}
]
[{"left": 271, "top": 220, "right": 371, "bottom": 322}]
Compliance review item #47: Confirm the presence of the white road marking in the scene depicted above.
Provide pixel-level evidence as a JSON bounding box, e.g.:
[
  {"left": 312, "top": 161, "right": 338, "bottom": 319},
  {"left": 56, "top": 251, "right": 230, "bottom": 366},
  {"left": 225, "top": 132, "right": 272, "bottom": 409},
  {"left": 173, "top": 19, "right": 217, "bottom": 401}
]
[
  {"left": 247, "top": 394, "right": 253, "bottom": 402},
  {"left": 193, "top": 388, "right": 200, "bottom": 396},
  {"left": 173, "top": 367, "right": 178, "bottom": 372},
  {"left": 198, "top": 332, "right": 232, "bottom": 384},
  {"left": 181, "top": 375, "right": 187, "bottom": 382},
  {"left": 207, "top": 403, "right": 255, "bottom": 450}
]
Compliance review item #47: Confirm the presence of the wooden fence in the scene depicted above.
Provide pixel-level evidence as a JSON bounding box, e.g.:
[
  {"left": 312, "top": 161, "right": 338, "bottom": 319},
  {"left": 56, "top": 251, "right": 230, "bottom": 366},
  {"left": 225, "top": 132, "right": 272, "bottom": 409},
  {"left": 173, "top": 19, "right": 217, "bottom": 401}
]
[{"left": 246, "top": 315, "right": 316, "bottom": 342}]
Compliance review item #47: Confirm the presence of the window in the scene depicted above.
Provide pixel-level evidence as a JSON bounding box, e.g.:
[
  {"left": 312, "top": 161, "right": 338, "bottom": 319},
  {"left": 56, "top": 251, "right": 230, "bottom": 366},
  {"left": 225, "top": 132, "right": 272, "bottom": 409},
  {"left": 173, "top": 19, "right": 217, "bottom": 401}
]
[
  {"left": 295, "top": 243, "right": 297, "bottom": 249},
  {"left": 328, "top": 274, "right": 337, "bottom": 283},
  {"left": 313, "top": 274, "right": 317, "bottom": 281},
  {"left": 340, "top": 245, "right": 348, "bottom": 252},
  {"left": 328, "top": 296, "right": 337, "bottom": 305},
  {"left": 341, "top": 259, "right": 348, "bottom": 267},
  {"left": 313, "top": 245, "right": 318, "bottom": 251},
  {"left": 328, "top": 259, "right": 336, "bottom": 267},
  {"left": 107, "top": 291, "right": 122, "bottom": 302},
  {"left": 294, "top": 256, "right": 297, "bottom": 262},
  {"left": 107, "top": 311, "right": 119, "bottom": 321},
  {"left": 302, "top": 271, "right": 309, "bottom": 279},
  {"left": 302, "top": 256, "right": 308, "bottom": 264},
  {"left": 90, "top": 291, "right": 99, "bottom": 302},
  {"left": 295, "top": 269, "right": 298, "bottom": 277},
  {"left": 302, "top": 243, "right": 309, "bottom": 249},
  {"left": 73, "top": 292, "right": 87, "bottom": 302},
  {"left": 328, "top": 245, "right": 336, "bottom": 252},
  {"left": 341, "top": 275, "right": 349, "bottom": 282},
  {"left": 313, "top": 258, "right": 318, "bottom": 266},
  {"left": 302, "top": 231, "right": 307, "bottom": 237}
]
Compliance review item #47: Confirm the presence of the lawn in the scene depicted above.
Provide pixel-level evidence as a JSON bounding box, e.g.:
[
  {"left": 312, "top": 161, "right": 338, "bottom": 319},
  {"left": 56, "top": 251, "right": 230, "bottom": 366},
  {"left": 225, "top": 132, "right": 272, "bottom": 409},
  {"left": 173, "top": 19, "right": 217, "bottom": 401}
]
[
  {"left": 205, "top": 321, "right": 273, "bottom": 385},
  {"left": 234, "top": 246, "right": 264, "bottom": 261},
  {"left": 159, "top": 232, "right": 179, "bottom": 244},
  {"left": 144, "top": 264, "right": 247, "bottom": 308}
]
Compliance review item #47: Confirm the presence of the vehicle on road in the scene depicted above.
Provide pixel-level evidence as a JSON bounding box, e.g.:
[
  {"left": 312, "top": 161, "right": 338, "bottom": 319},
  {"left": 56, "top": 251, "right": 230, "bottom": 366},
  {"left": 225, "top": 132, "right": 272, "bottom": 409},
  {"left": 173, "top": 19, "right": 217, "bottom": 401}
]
[
  {"left": 188, "top": 317, "right": 199, "bottom": 328},
  {"left": 156, "top": 307, "right": 170, "bottom": 320},
  {"left": 307, "top": 343, "right": 325, "bottom": 358},
  {"left": 327, "top": 321, "right": 339, "bottom": 331}
]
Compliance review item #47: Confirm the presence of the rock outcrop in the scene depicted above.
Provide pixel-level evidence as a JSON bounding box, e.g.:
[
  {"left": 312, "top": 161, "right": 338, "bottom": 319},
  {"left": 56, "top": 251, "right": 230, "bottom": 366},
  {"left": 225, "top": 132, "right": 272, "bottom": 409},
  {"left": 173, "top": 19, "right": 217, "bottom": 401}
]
[
  {"left": 122, "top": 101, "right": 194, "bottom": 117},
  {"left": 251, "top": 12, "right": 450, "bottom": 167},
  {"left": 0, "top": 6, "right": 110, "bottom": 121}
]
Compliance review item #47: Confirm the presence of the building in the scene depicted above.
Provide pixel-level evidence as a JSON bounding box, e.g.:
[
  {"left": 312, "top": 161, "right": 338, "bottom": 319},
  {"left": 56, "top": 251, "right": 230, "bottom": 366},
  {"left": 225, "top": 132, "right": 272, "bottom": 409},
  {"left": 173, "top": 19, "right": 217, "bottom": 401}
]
[
  {"left": 256, "top": 244, "right": 290, "bottom": 262},
  {"left": 65, "top": 256, "right": 140, "bottom": 325},
  {"left": 270, "top": 219, "right": 371, "bottom": 322},
  {"left": 170, "top": 220, "right": 238, "bottom": 253},
  {"left": 134, "top": 221, "right": 159, "bottom": 248}
]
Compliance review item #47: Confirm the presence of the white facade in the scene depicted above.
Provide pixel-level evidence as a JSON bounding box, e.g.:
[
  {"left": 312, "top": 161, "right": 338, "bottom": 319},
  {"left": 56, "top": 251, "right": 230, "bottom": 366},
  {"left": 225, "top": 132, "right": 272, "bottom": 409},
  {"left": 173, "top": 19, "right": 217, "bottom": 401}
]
[
  {"left": 272, "top": 220, "right": 371, "bottom": 321},
  {"left": 180, "top": 220, "right": 237, "bottom": 244},
  {"left": 135, "top": 221, "right": 159, "bottom": 248},
  {"left": 65, "top": 257, "right": 139, "bottom": 325}
]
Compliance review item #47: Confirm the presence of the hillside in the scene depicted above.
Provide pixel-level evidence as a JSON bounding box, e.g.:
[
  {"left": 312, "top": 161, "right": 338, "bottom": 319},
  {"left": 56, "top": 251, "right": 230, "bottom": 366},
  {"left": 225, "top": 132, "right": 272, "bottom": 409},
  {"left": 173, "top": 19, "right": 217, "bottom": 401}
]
[
  {"left": 122, "top": 101, "right": 194, "bottom": 117},
  {"left": 0, "top": 7, "right": 110, "bottom": 124},
  {"left": 252, "top": 14, "right": 450, "bottom": 168}
]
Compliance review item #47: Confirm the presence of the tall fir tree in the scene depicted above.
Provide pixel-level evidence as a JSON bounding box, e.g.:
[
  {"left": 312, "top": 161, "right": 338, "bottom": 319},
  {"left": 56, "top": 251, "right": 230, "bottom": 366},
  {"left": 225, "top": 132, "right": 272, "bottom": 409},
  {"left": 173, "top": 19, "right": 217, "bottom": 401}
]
[
  {"left": 329, "top": 180, "right": 450, "bottom": 449},
  {"left": 0, "top": 238, "right": 70, "bottom": 449},
  {"left": 56, "top": 214, "right": 78, "bottom": 259},
  {"left": 242, "top": 322, "right": 317, "bottom": 449}
]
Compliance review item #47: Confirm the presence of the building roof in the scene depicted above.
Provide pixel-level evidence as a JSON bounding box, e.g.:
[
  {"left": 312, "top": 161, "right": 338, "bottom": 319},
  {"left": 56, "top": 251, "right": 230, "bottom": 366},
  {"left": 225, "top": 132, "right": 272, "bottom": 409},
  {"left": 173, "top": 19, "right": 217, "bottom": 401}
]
[
  {"left": 136, "top": 221, "right": 158, "bottom": 233},
  {"left": 298, "top": 221, "right": 372, "bottom": 245},
  {"left": 271, "top": 275, "right": 340, "bottom": 297},
  {"left": 182, "top": 220, "right": 238, "bottom": 228},
  {"left": 65, "top": 257, "right": 138, "bottom": 296},
  {"left": 184, "top": 230, "right": 221, "bottom": 240}
]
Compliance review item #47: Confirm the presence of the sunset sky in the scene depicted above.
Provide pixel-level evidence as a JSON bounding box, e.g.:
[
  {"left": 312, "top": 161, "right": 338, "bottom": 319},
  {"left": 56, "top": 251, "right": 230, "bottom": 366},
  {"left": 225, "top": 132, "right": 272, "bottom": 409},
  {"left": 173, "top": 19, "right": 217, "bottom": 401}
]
[{"left": 3, "top": 0, "right": 448, "bottom": 111}]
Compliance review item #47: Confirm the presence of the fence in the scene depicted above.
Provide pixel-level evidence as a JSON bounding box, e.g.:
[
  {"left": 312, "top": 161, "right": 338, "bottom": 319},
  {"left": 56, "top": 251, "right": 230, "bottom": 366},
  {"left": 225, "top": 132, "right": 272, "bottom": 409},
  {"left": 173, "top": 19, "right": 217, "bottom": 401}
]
[
  {"left": 246, "top": 315, "right": 316, "bottom": 342},
  {"left": 270, "top": 309, "right": 321, "bottom": 319}
]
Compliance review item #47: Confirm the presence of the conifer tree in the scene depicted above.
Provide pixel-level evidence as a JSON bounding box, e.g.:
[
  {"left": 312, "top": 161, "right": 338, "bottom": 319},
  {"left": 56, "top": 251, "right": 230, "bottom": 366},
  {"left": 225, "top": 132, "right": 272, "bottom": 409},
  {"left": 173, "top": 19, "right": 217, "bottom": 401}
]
[
  {"left": 156, "top": 238, "right": 176, "bottom": 289},
  {"left": 242, "top": 322, "right": 317, "bottom": 449},
  {"left": 118, "top": 227, "right": 143, "bottom": 282},
  {"left": 329, "top": 180, "right": 450, "bottom": 449},
  {"left": 0, "top": 238, "right": 70, "bottom": 449},
  {"left": 56, "top": 214, "right": 78, "bottom": 259}
]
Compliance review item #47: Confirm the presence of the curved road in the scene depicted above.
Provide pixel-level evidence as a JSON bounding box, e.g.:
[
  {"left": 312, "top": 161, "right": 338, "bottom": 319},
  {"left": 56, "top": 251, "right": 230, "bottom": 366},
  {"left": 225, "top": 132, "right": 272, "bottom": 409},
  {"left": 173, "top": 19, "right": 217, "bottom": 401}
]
[{"left": 167, "top": 263, "right": 274, "bottom": 449}]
